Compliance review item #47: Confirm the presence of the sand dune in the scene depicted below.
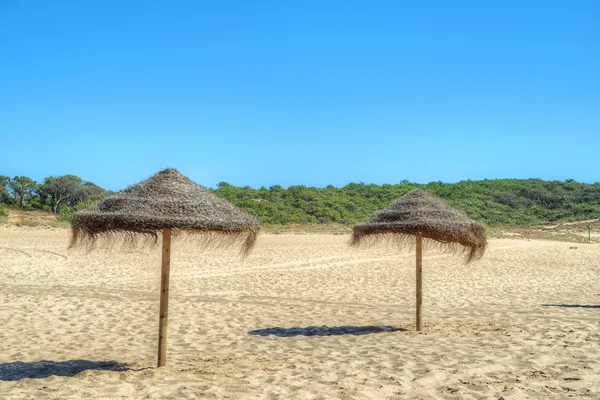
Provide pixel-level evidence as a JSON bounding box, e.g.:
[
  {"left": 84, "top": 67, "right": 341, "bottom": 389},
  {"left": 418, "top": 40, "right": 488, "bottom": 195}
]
[{"left": 1, "top": 225, "right": 599, "bottom": 399}]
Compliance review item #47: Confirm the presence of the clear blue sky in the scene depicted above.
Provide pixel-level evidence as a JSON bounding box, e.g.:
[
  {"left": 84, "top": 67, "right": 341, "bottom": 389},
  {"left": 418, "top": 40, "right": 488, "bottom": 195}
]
[{"left": 1, "top": 1, "right": 598, "bottom": 191}]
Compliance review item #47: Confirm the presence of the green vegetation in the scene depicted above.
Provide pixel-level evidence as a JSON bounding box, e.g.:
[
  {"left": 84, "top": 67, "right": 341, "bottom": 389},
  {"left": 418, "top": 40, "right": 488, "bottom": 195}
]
[
  {"left": 0, "top": 174, "right": 112, "bottom": 219},
  {"left": 212, "top": 179, "right": 600, "bottom": 226},
  {"left": 1, "top": 174, "right": 599, "bottom": 226}
]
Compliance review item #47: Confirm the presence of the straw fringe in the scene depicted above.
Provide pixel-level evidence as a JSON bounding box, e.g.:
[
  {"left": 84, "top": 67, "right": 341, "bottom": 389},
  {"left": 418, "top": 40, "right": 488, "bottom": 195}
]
[
  {"left": 69, "top": 226, "right": 258, "bottom": 256},
  {"left": 350, "top": 230, "right": 485, "bottom": 263}
]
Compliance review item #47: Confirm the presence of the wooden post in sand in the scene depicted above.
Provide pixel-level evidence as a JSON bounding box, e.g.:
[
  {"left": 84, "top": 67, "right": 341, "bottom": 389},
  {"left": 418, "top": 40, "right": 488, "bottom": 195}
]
[
  {"left": 588, "top": 225, "right": 591, "bottom": 244},
  {"left": 158, "top": 229, "right": 172, "bottom": 367},
  {"left": 416, "top": 232, "right": 423, "bottom": 331}
]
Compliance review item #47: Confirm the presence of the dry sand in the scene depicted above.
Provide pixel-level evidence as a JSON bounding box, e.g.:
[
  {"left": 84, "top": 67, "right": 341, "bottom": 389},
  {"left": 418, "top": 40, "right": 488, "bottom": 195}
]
[{"left": 1, "top": 225, "right": 599, "bottom": 399}]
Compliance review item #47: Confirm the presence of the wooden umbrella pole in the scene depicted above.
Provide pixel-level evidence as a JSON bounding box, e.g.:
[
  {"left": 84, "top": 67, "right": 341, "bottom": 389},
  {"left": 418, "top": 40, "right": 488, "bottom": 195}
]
[
  {"left": 415, "top": 232, "right": 423, "bottom": 331},
  {"left": 157, "top": 228, "right": 172, "bottom": 367}
]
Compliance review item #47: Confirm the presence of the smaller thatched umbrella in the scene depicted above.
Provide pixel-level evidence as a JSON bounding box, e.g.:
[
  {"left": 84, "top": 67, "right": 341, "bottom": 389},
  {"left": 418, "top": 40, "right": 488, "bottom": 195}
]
[
  {"left": 70, "top": 168, "right": 259, "bottom": 366},
  {"left": 351, "top": 189, "right": 486, "bottom": 331}
]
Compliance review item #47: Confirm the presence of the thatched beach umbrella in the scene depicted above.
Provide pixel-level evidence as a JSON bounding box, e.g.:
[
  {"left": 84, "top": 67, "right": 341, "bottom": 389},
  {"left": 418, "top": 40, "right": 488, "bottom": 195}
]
[
  {"left": 351, "top": 189, "right": 486, "bottom": 331},
  {"left": 70, "top": 168, "right": 259, "bottom": 366}
]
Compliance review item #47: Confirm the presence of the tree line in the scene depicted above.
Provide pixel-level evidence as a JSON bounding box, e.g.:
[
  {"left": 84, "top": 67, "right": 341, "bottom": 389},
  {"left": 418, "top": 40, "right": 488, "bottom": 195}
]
[
  {"left": 0, "top": 175, "right": 111, "bottom": 220},
  {"left": 1, "top": 174, "right": 599, "bottom": 226},
  {"left": 213, "top": 179, "right": 600, "bottom": 226}
]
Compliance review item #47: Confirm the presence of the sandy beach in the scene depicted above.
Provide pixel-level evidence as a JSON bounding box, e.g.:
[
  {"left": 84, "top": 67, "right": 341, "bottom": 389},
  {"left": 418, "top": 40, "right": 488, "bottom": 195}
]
[{"left": 1, "top": 225, "right": 599, "bottom": 399}]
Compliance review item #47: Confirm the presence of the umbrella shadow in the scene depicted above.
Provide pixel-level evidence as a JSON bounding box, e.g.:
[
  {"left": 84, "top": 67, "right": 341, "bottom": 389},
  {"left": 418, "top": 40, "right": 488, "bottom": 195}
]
[
  {"left": 542, "top": 304, "right": 600, "bottom": 309},
  {"left": 0, "top": 360, "right": 128, "bottom": 381},
  {"left": 248, "top": 325, "right": 405, "bottom": 337}
]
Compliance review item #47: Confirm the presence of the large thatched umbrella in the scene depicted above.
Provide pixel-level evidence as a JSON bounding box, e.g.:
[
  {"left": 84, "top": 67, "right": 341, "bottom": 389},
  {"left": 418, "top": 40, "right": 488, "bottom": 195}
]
[
  {"left": 70, "top": 168, "right": 259, "bottom": 366},
  {"left": 351, "top": 189, "right": 486, "bottom": 331}
]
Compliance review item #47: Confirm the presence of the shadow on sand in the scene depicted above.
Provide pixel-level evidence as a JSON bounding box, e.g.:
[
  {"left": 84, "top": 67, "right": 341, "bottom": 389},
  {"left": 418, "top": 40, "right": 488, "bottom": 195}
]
[
  {"left": 0, "top": 360, "right": 127, "bottom": 381},
  {"left": 248, "top": 325, "right": 404, "bottom": 337},
  {"left": 542, "top": 304, "right": 600, "bottom": 309}
]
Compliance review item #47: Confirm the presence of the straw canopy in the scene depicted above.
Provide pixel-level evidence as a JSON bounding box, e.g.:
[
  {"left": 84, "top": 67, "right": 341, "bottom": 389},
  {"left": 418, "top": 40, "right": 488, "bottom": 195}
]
[
  {"left": 351, "top": 189, "right": 486, "bottom": 262},
  {"left": 70, "top": 168, "right": 259, "bottom": 254}
]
